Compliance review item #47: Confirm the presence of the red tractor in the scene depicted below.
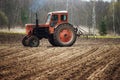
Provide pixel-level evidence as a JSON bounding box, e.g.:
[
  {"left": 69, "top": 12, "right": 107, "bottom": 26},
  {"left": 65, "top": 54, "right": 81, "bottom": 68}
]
[{"left": 22, "top": 11, "right": 77, "bottom": 47}]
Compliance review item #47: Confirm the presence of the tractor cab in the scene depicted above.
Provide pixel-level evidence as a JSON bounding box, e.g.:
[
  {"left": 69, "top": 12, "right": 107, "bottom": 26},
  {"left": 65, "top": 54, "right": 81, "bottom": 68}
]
[{"left": 46, "top": 11, "right": 68, "bottom": 27}]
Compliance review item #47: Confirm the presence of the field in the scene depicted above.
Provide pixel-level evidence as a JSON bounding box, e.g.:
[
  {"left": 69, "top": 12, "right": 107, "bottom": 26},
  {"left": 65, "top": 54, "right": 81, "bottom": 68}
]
[{"left": 0, "top": 33, "right": 120, "bottom": 80}]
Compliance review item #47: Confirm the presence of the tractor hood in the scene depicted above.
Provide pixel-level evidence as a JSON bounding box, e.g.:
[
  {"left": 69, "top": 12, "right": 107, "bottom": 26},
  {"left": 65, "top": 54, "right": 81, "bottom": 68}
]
[{"left": 25, "top": 24, "right": 49, "bottom": 35}]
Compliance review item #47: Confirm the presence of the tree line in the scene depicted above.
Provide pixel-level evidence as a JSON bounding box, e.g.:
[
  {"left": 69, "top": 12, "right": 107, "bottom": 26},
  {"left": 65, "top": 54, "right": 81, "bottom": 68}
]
[{"left": 0, "top": 0, "right": 120, "bottom": 35}]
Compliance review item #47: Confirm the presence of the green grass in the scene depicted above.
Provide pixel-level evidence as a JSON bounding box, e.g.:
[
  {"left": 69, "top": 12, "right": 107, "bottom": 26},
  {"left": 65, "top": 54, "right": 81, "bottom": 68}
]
[
  {"left": 0, "top": 31, "right": 25, "bottom": 35},
  {"left": 0, "top": 31, "right": 120, "bottom": 39},
  {"left": 80, "top": 34, "right": 120, "bottom": 39},
  {"left": 87, "top": 36, "right": 120, "bottom": 38}
]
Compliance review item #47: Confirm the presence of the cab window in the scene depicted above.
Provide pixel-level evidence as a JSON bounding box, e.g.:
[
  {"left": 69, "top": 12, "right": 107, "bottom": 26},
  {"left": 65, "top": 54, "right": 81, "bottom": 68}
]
[
  {"left": 46, "top": 14, "right": 51, "bottom": 23},
  {"left": 61, "top": 15, "right": 67, "bottom": 21},
  {"left": 52, "top": 15, "right": 58, "bottom": 21}
]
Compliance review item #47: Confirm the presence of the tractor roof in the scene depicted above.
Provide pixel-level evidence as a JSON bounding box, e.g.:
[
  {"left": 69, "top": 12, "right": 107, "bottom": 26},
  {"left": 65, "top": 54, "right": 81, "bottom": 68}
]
[{"left": 48, "top": 11, "right": 68, "bottom": 14}]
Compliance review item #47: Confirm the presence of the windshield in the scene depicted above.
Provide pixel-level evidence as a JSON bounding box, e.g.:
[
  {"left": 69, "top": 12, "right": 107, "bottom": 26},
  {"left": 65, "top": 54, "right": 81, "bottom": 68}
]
[{"left": 46, "top": 14, "right": 51, "bottom": 23}]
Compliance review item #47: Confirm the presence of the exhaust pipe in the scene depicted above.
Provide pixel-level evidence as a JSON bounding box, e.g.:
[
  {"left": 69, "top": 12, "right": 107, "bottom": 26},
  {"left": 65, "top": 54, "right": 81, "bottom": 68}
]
[{"left": 36, "top": 13, "right": 39, "bottom": 27}]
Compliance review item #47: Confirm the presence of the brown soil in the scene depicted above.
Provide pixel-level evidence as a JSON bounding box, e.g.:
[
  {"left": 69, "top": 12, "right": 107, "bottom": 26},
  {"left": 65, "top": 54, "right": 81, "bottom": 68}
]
[{"left": 0, "top": 33, "right": 120, "bottom": 80}]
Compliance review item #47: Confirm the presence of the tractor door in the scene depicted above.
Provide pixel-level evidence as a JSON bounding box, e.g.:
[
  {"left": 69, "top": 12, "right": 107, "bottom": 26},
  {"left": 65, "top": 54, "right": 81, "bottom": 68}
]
[{"left": 50, "top": 14, "right": 58, "bottom": 27}]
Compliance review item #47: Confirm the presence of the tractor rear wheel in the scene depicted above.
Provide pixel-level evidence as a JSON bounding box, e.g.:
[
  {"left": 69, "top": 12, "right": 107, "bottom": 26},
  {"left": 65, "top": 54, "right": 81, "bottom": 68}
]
[
  {"left": 22, "top": 36, "right": 29, "bottom": 46},
  {"left": 53, "top": 23, "right": 76, "bottom": 47},
  {"left": 48, "top": 35, "right": 58, "bottom": 46},
  {"left": 28, "top": 36, "right": 39, "bottom": 47}
]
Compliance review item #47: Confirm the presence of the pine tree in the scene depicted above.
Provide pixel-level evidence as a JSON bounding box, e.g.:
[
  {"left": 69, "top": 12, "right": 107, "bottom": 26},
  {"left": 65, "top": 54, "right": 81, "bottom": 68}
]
[
  {"left": 0, "top": 11, "right": 8, "bottom": 26},
  {"left": 99, "top": 19, "right": 107, "bottom": 36}
]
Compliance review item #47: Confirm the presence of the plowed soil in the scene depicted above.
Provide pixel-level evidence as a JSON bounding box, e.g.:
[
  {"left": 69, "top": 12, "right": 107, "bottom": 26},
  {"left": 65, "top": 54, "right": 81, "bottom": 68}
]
[{"left": 0, "top": 33, "right": 120, "bottom": 80}]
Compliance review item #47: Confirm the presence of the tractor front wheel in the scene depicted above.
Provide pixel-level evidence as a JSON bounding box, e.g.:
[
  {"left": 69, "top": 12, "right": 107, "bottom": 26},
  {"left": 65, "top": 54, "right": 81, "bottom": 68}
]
[
  {"left": 54, "top": 23, "right": 76, "bottom": 47},
  {"left": 28, "top": 36, "right": 39, "bottom": 47}
]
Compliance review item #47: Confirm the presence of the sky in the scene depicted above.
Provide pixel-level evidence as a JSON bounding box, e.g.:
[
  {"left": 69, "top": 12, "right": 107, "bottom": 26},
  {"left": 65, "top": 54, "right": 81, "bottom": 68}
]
[{"left": 83, "top": 0, "right": 112, "bottom": 2}]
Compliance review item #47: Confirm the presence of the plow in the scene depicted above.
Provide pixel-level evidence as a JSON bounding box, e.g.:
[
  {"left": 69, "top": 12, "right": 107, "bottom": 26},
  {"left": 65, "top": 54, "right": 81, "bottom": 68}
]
[{"left": 22, "top": 11, "right": 87, "bottom": 47}]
